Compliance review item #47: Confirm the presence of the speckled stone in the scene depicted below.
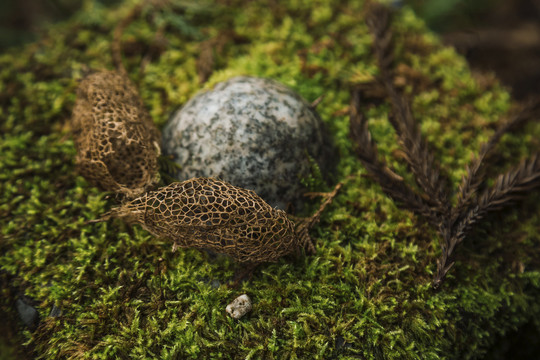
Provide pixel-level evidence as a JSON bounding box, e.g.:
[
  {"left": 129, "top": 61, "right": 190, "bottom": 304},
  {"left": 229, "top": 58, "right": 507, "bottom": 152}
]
[{"left": 162, "top": 76, "right": 333, "bottom": 210}]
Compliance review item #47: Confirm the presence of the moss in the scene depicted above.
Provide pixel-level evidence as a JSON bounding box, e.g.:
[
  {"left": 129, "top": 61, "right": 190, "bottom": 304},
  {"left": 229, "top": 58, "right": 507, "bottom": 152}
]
[{"left": 1, "top": 0, "right": 540, "bottom": 359}]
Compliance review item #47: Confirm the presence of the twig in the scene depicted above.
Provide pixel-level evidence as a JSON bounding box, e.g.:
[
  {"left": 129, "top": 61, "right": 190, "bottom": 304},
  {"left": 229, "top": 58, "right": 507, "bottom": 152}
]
[
  {"left": 112, "top": 1, "right": 146, "bottom": 74},
  {"left": 112, "top": 0, "right": 171, "bottom": 74}
]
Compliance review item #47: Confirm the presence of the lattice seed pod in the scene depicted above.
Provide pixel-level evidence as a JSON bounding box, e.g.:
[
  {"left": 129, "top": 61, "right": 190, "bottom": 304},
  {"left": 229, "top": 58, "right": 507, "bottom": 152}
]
[
  {"left": 71, "top": 70, "right": 161, "bottom": 198},
  {"left": 101, "top": 178, "right": 309, "bottom": 263}
]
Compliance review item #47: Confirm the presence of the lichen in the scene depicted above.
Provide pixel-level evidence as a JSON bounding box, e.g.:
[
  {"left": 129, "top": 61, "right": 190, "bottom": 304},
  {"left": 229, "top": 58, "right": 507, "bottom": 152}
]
[{"left": 1, "top": 0, "right": 540, "bottom": 359}]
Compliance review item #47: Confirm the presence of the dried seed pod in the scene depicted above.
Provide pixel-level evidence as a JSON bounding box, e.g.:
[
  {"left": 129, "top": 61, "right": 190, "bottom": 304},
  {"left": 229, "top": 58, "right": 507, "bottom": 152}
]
[
  {"left": 103, "top": 178, "right": 307, "bottom": 263},
  {"left": 71, "top": 70, "right": 161, "bottom": 198},
  {"left": 226, "top": 294, "right": 252, "bottom": 319}
]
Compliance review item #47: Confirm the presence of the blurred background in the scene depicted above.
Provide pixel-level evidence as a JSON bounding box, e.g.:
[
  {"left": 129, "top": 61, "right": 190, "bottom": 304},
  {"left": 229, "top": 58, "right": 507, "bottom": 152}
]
[
  {"left": 0, "top": 0, "right": 121, "bottom": 49},
  {"left": 0, "top": 0, "right": 539, "bottom": 359},
  {"left": 1, "top": 0, "right": 540, "bottom": 99},
  {"left": 407, "top": 0, "right": 540, "bottom": 99}
]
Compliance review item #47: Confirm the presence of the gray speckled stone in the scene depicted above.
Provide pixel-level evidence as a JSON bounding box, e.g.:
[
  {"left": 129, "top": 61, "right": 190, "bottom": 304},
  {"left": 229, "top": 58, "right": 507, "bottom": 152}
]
[{"left": 162, "top": 76, "right": 333, "bottom": 210}]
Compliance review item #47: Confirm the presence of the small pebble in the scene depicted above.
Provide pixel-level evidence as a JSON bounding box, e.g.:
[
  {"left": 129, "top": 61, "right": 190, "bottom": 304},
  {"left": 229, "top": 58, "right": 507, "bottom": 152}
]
[
  {"left": 49, "top": 305, "right": 62, "bottom": 318},
  {"left": 15, "top": 297, "right": 39, "bottom": 330},
  {"left": 226, "top": 294, "right": 252, "bottom": 319},
  {"left": 210, "top": 279, "right": 221, "bottom": 289}
]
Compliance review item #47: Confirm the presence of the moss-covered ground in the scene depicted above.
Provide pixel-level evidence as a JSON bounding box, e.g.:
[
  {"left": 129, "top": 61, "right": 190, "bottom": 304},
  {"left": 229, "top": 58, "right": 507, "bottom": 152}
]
[{"left": 1, "top": 0, "right": 540, "bottom": 358}]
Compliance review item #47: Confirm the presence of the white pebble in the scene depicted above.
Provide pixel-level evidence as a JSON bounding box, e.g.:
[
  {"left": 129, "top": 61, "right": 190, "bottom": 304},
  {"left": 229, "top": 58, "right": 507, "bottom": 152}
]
[{"left": 226, "top": 294, "right": 252, "bottom": 319}]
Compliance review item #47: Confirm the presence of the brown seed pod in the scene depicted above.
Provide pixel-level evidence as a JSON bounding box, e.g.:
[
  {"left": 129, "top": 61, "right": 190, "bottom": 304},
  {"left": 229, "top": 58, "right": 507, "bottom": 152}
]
[
  {"left": 71, "top": 70, "right": 161, "bottom": 198},
  {"left": 99, "top": 177, "right": 309, "bottom": 263}
]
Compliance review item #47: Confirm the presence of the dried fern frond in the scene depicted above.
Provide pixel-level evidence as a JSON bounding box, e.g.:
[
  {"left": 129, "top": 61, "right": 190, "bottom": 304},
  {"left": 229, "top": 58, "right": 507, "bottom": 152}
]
[
  {"left": 72, "top": 71, "right": 161, "bottom": 198},
  {"left": 360, "top": 2, "right": 540, "bottom": 288},
  {"left": 366, "top": 2, "right": 449, "bottom": 215},
  {"left": 435, "top": 154, "right": 540, "bottom": 287},
  {"left": 349, "top": 89, "right": 439, "bottom": 225},
  {"left": 386, "top": 91, "right": 450, "bottom": 214},
  {"left": 437, "top": 100, "right": 540, "bottom": 286},
  {"left": 454, "top": 99, "right": 540, "bottom": 217},
  {"left": 365, "top": 1, "right": 394, "bottom": 80}
]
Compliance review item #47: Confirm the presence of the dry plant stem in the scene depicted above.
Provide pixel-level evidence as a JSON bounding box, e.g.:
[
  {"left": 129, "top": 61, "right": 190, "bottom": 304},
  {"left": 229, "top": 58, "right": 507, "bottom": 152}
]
[
  {"left": 112, "top": 0, "right": 171, "bottom": 74},
  {"left": 303, "top": 181, "right": 343, "bottom": 230},
  {"left": 112, "top": 1, "right": 146, "bottom": 74},
  {"left": 310, "top": 94, "right": 326, "bottom": 109},
  {"left": 295, "top": 181, "right": 344, "bottom": 254}
]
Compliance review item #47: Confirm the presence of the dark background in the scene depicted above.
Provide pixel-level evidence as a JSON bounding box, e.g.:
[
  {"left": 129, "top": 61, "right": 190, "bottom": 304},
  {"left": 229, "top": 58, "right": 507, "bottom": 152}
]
[
  {"left": 1, "top": 0, "right": 540, "bottom": 99},
  {"left": 0, "top": 0, "right": 121, "bottom": 49},
  {"left": 407, "top": 0, "right": 540, "bottom": 100}
]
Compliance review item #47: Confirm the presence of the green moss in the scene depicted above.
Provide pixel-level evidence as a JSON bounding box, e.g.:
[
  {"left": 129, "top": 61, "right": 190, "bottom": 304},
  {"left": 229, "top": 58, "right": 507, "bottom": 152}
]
[{"left": 1, "top": 0, "right": 540, "bottom": 359}]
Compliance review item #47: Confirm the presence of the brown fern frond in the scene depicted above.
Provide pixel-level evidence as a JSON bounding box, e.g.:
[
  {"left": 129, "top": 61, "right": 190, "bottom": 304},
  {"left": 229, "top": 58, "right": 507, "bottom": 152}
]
[
  {"left": 349, "top": 89, "right": 439, "bottom": 225},
  {"left": 365, "top": 2, "right": 394, "bottom": 79},
  {"left": 434, "top": 153, "right": 540, "bottom": 287},
  {"left": 366, "top": 2, "right": 450, "bottom": 216},
  {"left": 454, "top": 99, "right": 540, "bottom": 217},
  {"left": 364, "top": 2, "right": 540, "bottom": 288},
  {"left": 387, "top": 89, "right": 450, "bottom": 213},
  {"left": 476, "top": 153, "right": 540, "bottom": 214}
]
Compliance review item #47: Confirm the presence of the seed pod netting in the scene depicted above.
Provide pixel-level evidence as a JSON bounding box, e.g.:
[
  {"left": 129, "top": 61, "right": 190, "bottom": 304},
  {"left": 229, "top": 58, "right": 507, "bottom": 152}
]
[
  {"left": 103, "top": 178, "right": 305, "bottom": 263},
  {"left": 72, "top": 70, "right": 161, "bottom": 198}
]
